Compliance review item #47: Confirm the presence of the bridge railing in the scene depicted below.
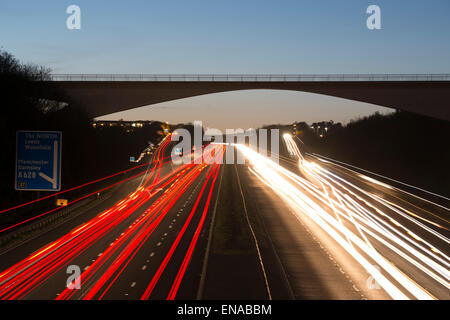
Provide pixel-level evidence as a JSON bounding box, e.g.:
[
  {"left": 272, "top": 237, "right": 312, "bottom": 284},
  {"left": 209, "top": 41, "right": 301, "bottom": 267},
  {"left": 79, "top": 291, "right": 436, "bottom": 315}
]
[{"left": 49, "top": 74, "right": 450, "bottom": 82}]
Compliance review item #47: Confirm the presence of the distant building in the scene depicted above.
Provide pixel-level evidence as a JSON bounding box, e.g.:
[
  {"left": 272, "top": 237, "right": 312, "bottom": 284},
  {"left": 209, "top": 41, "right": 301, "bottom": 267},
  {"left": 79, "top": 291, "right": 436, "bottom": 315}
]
[
  {"left": 92, "top": 120, "right": 156, "bottom": 133},
  {"left": 288, "top": 121, "right": 343, "bottom": 138},
  {"left": 309, "top": 121, "right": 342, "bottom": 138}
]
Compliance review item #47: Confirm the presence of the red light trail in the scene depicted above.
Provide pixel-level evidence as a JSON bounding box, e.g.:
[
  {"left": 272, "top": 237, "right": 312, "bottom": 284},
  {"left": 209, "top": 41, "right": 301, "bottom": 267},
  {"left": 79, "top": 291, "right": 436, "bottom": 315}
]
[{"left": 0, "top": 138, "right": 225, "bottom": 301}]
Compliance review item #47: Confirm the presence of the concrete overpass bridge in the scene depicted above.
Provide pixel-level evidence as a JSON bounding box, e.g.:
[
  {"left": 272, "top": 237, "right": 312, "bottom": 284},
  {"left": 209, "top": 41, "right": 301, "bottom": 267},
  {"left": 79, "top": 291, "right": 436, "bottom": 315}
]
[{"left": 42, "top": 74, "right": 450, "bottom": 121}]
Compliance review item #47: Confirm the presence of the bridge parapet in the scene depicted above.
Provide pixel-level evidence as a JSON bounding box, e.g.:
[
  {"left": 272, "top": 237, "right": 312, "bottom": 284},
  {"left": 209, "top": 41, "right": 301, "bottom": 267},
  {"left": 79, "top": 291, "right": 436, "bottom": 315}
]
[{"left": 50, "top": 74, "right": 450, "bottom": 82}]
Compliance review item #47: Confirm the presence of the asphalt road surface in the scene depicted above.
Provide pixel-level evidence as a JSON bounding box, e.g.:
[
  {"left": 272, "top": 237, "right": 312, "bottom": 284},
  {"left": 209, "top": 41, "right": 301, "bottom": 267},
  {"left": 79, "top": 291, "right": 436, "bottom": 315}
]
[
  {"left": 0, "top": 138, "right": 224, "bottom": 300},
  {"left": 220, "top": 136, "right": 449, "bottom": 300},
  {"left": 0, "top": 135, "right": 448, "bottom": 300}
]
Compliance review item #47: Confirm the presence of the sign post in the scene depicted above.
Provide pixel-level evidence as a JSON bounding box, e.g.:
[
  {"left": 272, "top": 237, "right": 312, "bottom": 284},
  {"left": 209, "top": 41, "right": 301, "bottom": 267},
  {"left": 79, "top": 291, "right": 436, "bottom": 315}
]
[{"left": 15, "top": 131, "right": 62, "bottom": 191}]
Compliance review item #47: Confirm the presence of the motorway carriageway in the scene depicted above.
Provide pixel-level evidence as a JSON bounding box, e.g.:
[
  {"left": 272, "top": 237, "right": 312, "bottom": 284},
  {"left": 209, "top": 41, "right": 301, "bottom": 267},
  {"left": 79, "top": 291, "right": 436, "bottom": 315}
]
[
  {"left": 229, "top": 135, "right": 449, "bottom": 300},
  {"left": 0, "top": 136, "right": 225, "bottom": 300}
]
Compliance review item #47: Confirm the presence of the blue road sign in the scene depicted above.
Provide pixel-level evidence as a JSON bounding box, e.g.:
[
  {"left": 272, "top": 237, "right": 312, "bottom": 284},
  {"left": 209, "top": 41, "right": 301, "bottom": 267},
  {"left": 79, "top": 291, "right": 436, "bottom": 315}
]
[
  {"left": 174, "top": 147, "right": 182, "bottom": 156},
  {"left": 15, "top": 131, "right": 62, "bottom": 191},
  {"left": 129, "top": 156, "right": 135, "bottom": 162}
]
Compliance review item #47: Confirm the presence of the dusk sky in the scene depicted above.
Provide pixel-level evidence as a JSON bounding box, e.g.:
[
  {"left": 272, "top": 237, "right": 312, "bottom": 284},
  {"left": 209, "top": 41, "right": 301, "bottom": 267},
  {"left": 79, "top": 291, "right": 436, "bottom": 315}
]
[{"left": 2, "top": 0, "right": 450, "bottom": 129}]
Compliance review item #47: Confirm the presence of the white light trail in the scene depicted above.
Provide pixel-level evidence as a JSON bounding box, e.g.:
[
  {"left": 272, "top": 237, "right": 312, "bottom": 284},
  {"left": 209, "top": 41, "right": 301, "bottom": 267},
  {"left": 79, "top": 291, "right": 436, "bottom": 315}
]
[{"left": 232, "top": 135, "right": 450, "bottom": 300}]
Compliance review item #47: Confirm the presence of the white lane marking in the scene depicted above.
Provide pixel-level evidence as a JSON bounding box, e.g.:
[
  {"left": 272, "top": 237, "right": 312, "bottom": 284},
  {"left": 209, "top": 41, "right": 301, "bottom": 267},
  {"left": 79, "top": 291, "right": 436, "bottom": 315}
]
[
  {"left": 234, "top": 164, "right": 272, "bottom": 300},
  {"left": 142, "top": 265, "right": 147, "bottom": 270},
  {"left": 131, "top": 282, "right": 136, "bottom": 287},
  {"left": 150, "top": 252, "right": 155, "bottom": 257},
  {"left": 156, "top": 242, "right": 162, "bottom": 246}
]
